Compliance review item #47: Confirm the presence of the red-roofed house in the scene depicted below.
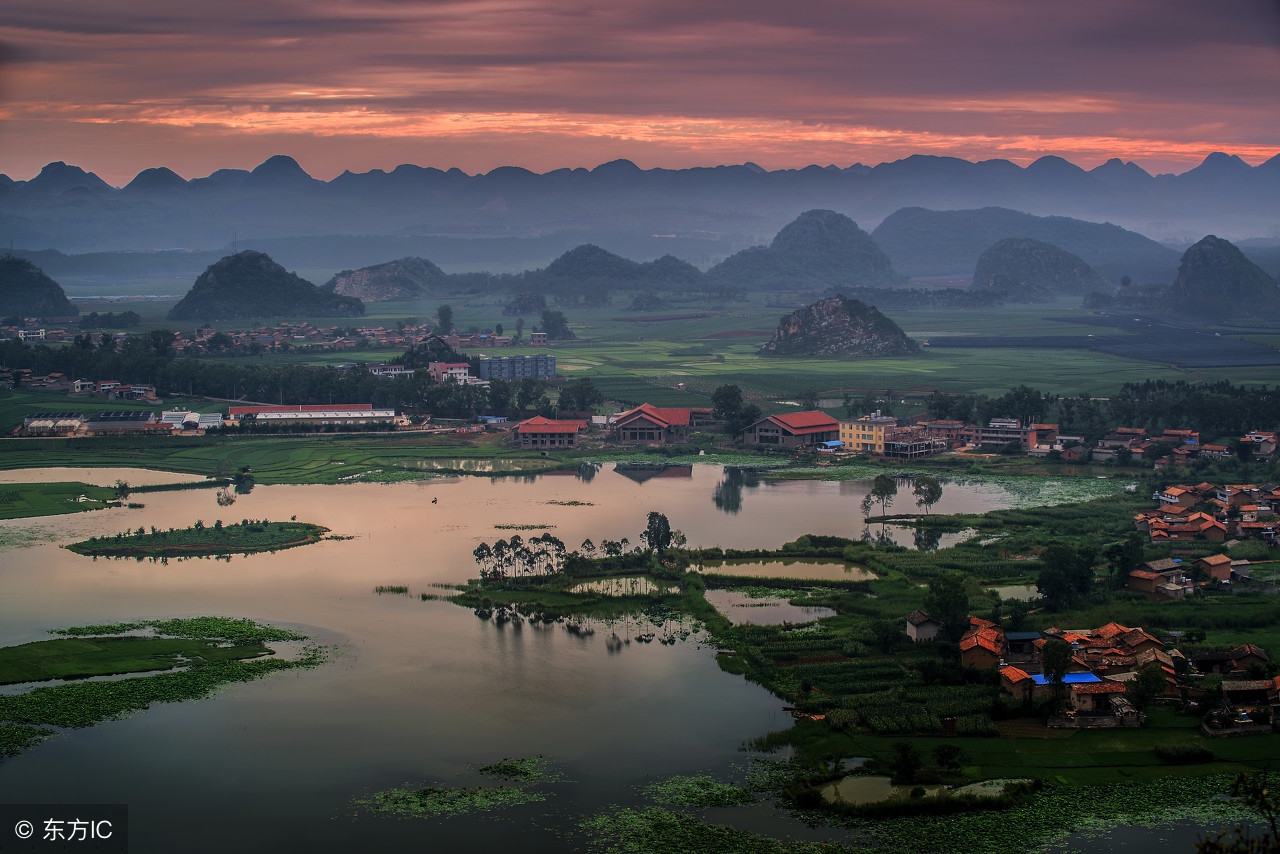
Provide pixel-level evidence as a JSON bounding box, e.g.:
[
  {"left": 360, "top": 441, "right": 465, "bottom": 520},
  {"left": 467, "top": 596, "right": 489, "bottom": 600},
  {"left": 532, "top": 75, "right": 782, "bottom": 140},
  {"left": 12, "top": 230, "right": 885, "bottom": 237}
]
[
  {"left": 612, "top": 404, "right": 693, "bottom": 444},
  {"left": 1071, "top": 680, "right": 1127, "bottom": 713},
  {"left": 514, "top": 416, "right": 588, "bottom": 449},
  {"left": 959, "top": 625, "right": 1006, "bottom": 670},
  {"left": 742, "top": 411, "right": 840, "bottom": 448},
  {"left": 1197, "top": 553, "right": 1233, "bottom": 582}
]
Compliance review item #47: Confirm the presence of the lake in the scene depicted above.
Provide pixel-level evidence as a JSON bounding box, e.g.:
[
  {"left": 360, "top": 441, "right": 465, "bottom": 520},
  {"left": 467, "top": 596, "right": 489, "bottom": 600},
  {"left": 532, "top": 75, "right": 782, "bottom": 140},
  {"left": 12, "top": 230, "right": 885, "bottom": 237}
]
[{"left": 0, "top": 463, "right": 1136, "bottom": 853}]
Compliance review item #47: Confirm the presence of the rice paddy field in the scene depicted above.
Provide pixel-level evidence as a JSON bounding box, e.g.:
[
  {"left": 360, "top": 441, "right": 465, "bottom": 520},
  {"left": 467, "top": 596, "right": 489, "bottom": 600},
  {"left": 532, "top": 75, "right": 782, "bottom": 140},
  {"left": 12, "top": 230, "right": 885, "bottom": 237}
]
[{"left": 47, "top": 289, "right": 1280, "bottom": 408}]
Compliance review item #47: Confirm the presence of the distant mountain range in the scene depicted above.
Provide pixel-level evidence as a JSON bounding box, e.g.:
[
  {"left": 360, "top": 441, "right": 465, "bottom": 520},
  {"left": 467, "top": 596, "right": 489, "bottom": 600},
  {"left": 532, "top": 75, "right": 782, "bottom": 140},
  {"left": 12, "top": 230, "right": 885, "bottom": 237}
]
[{"left": 2, "top": 152, "right": 1277, "bottom": 264}]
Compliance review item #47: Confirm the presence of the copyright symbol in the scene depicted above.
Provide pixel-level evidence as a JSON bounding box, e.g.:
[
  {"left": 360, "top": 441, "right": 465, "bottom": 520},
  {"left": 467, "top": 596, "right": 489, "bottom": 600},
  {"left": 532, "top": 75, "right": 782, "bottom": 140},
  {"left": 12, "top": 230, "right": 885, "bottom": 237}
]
[{"left": 14, "top": 819, "right": 33, "bottom": 839}]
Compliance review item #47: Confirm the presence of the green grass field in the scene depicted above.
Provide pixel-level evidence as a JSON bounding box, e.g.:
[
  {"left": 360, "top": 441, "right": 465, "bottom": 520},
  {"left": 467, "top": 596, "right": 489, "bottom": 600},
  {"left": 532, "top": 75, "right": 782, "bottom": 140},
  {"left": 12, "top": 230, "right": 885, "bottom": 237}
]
[
  {"left": 0, "top": 481, "right": 119, "bottom": 519},
  {"left": 0, "top": 430, "right": 561, "bottom": 485},
  {"left": 43, "top": 291, "right": 1279, "bottom": 410}
]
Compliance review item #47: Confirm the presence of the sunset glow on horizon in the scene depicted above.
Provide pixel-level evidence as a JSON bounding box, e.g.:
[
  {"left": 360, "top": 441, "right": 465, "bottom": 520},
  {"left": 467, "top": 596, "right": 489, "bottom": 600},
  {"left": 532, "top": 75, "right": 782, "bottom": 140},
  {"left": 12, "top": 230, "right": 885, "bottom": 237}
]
[{"left": 1, "top": 0, "right": 1277, "bottom": 185}]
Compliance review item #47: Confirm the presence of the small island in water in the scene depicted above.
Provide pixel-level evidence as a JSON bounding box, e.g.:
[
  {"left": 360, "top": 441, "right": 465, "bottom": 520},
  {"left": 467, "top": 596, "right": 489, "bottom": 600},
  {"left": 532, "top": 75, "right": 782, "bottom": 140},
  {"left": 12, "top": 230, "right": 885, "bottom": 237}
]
[{"left": 66, "top": 518, "right": 329, "bottom": 558}]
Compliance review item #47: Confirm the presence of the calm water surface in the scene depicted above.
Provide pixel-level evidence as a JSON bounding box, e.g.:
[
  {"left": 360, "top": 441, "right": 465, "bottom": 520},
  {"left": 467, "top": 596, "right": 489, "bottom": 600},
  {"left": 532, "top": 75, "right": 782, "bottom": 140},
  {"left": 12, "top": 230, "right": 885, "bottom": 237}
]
[{"left": 0, "top": 464, "right": 1107, "bottom": 852}]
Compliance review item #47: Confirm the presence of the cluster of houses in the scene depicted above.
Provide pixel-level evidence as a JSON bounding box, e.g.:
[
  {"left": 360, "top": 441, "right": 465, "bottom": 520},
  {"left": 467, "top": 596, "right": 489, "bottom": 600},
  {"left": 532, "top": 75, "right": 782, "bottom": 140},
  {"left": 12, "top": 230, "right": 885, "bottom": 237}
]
[
  {"left": 181, "top": 322, "right": 435, "bottom": 355},
  {"left": 509, "top": 404, "right": 1279, "bottom": 468},
  {"left": 0, "top": 324, "right": 79, "bottom": 345},
  {"left": 906, "top": 419, "right": 1278, "bottom": 468},
  {"left": 907, "top": 610, "right": 1277, "bottom": 729},
  {"left": 1091, "top": 427, "right": 1278, "bottom": 468},
  {"left": 511, "top": 405, "right": 951, "bottom": 455},
  {"left": 16, "top": 403, "right": 417, "bottom": 437},
  {"left": 3, "top": 371, "right": 160, "bottom": 401},
  {"left": 1138, "top": 482, "right": 1279, "bottom": 545}
]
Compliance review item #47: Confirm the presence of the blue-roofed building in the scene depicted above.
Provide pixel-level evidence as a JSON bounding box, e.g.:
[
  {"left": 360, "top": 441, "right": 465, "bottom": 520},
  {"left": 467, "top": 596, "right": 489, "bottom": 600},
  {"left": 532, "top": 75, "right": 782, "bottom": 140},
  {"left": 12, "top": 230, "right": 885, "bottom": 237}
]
[{"left": 1030, "top": 672, "right": 1101, "bottom": 687}]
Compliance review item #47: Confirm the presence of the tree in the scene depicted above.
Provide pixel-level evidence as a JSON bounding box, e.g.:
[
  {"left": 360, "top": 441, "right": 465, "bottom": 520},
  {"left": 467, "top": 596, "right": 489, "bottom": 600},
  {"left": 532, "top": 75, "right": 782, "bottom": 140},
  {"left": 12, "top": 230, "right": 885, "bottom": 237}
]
[
  {"left": 800, "top": 388, "right": 819, "bottom": 410},
  {"left": 913, "top": 475, "right": 943, "bottom": 515},
  {"left": 487, "top": 378, "right": 513, "bottom": 414},
  {"left": 868, "top": 474, "right": 897, "bottom": 517},
  {"left": 933, "top": 744, "right": 969, "bottom": 773},
  {"left": 515, "top": 317, "right": 524, "bottom": 341},
  {"left": 1103, "top": 532, "right": 1145, "bottom": 588},
  {"left": 889, "top": 742, "right": 922, "bottom": 784},
  {"left": 869, "top": 618, "right": 902, "bottom": 653},
  {"left": 1126, "top": 661, "right": 1167, "bottom": 710},
  {"left": 1037, "top": 542, "right": 1097, "bottom": 609},
  {"left": 558, "top": 378, "right": 604, "bottom": 413},
  {"left": 711, "top": 384, "right": 743, "bottom": 422},
  {"left": 539, "top": 309, "right": 574, "bottom": 340},
  {"left": 1042, "top": 637, "right": 1073, "bottom": 710},
  {"left": 515, "top": 377, "right": 544, "bottom": 411},
  {"left": 149, "top": 329, "right": 176, "bottom": 357},
  {"left": 436, "top": 304, "right": 453, "bottom": 334},
  {"left": 924, "top": 571, "right": 970, "bottom": 643},
  {"left": 640, "top": 511, "right": 674, "bottom": 555},
  {"left": 494, "top": 323, "right": 504, "bottom": 336}
]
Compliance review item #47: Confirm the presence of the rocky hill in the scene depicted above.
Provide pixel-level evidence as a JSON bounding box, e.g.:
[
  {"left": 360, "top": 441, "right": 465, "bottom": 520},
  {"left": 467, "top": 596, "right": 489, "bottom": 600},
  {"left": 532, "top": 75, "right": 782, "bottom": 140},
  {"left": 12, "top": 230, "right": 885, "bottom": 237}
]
[
  {"left": 0, "top": 255, "right": 78, "bottom": 318},
  {"left": 169, "top": 251, "right": 364, "bottom": 321},
  {"left": 1169, "top": 235, "right": 1280, "bottom": 320},
  {"left": 971, "top": 238, "right": 1106, "bottom": 301},
  {"left": 759, "top": 295, "right": 918, "bottom": 357},
  {"left": 710, "top": 210, "right": 904, "bottom": 290},
  {"left": 323, "top": 256, "right": 447, "bottom": 301}
]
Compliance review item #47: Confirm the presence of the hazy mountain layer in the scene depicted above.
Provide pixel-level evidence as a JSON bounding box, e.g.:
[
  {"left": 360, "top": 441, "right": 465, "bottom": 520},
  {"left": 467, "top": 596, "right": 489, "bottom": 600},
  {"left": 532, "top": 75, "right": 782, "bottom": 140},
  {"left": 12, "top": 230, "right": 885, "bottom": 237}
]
[
  {"left": 2, "top": 152, "right": 1277, "bottom": 256},
  {"left": 709, "top": 210, "right": 904, "bottom": 290},
  {"left": 871, "top": 206, "right": 1179, "bottom": 284}
]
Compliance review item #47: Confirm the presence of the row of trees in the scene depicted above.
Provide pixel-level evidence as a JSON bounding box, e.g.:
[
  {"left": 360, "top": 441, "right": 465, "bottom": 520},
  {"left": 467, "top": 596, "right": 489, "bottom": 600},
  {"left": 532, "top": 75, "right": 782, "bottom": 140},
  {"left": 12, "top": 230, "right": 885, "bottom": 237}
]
[
  {"left": 0, "top": 335, "right": 580, "bottom": 420},
  {"left": 859, "top": 474, "right": 944, "bottom": 518},
  {"left": 471, "top": 512, "right": 686, "bottom": 580},
  {"left": 927, "top": 381, "right": 1280, "bottom": 444}
]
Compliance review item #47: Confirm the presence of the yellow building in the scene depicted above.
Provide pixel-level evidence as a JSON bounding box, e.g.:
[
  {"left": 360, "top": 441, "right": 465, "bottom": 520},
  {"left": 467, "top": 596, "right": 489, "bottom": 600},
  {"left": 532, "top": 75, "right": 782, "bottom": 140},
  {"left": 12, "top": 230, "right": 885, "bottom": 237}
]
[{"left": 838, "top": 412, "right": 897, "bottom": 454}]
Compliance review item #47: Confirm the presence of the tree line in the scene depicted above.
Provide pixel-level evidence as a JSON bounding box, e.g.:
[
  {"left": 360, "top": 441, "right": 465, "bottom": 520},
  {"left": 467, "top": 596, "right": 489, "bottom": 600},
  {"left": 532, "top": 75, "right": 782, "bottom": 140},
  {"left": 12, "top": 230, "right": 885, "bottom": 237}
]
[{"left": 926, "top": 381, "right": 1280, "bottom": 443}]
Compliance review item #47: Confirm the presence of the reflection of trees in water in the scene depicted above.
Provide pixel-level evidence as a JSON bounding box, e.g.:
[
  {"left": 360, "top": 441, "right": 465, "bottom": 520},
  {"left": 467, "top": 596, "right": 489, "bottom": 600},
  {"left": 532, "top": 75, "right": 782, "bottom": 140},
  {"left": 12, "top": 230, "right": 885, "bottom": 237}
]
[
  {"left": 713, "top": 467, "right": 761, "bottom": 515},
  {"left": 861, "top": 526, "right": 897, "bottom": 548},
  {"left": 913, "top": 526, "right": 942, "bottom": 552},
  {"left": 576, "top": 462, "right": 599, "bottom": 483},
  {"left": 472, "top": 603, "right": 702, "bottom": 653}
]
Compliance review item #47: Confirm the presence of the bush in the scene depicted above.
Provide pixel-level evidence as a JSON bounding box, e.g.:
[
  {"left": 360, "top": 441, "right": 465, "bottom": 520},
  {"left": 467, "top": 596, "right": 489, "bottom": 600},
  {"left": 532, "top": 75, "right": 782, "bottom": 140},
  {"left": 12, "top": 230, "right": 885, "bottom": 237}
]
[{"left": 1154, "top": 743, "right": 1214, "bottom": 764}]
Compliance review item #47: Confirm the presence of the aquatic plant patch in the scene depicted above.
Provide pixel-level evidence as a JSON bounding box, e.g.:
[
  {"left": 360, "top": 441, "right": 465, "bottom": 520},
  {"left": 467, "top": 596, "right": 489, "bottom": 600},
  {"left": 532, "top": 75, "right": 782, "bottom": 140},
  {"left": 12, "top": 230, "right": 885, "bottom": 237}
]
[
  {"left": 478, "top": 755, "right": 562, "bottom": 783},
  {"left": 0, "top": 617, "right": 322, "bottom": 761},
  {"left": 51, "top": 616, "right": 308, "bottom": 646},
  {"left": 641, "top": 774, "right": 756, "bottom": 808},
  {"left": 0, "top": 636, "right": 273, "bottom": 685},
  {"left": 356, "top": 784, "right": 545, "bottom": 818},
  {"left": 356, "top": 756, "right": 562, "bottom": 819},
  {"left": 578, "top": 806, "right": 841, "bottom": 854}
]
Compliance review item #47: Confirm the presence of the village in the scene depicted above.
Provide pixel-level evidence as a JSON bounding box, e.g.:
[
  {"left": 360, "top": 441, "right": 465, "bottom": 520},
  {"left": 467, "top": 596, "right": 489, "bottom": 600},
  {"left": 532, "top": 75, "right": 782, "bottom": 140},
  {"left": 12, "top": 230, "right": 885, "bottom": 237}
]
[{"left": 901, "top": 607, "right": 1275, "bottom": 736}]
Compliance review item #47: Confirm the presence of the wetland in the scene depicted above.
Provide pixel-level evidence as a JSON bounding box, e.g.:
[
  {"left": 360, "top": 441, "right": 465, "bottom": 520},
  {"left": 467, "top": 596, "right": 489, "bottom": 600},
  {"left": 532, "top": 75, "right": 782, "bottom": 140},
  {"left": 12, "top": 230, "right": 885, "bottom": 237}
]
[{"left": 0, "top": 463, "right": 1262, "bottom": 853}]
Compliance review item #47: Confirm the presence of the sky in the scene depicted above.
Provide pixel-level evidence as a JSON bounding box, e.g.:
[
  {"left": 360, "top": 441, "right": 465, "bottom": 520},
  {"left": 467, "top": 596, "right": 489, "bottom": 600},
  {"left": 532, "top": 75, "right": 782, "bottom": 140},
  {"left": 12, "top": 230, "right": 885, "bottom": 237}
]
[{"left": 1, "top": 0, "right": 1278, "bottom": 185}]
